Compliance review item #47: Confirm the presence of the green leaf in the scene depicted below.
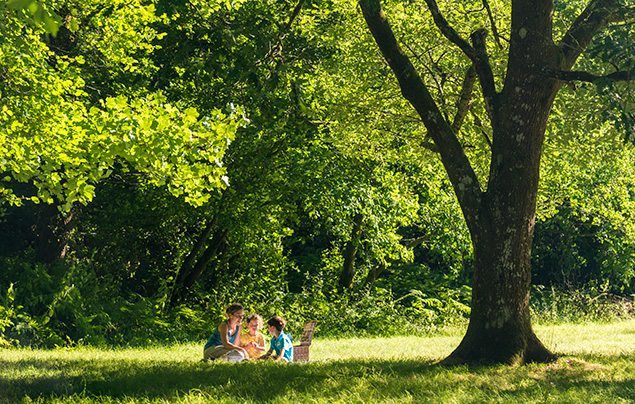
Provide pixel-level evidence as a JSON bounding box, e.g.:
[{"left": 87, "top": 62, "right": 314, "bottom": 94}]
[
  {"left": 43, "top": 14, "right": 61, "bottom": 36},
  {"left": 68, "top": 16, "right": 79, "bottom": 33},
  {"left": 6, "top": 0, "right": 35, "bottom": 10},
  {"left": 82, "top": 185, "right": 95, "bottom": 200}
]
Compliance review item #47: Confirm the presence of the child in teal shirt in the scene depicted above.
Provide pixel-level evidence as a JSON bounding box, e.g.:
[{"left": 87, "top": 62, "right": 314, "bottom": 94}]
[{"left": 260, "top": 315, "right": 293, "bottom": 362}]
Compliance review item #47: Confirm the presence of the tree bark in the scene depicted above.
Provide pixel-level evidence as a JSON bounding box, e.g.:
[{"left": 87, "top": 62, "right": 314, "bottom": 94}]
[
  {"left": 33, "top": 205, "right": 77, "bottom": 264},
  {"left": 338, "top": 213, "right": 364, "bottom": 290},
  {"left": 169, "top": 219, "right": 216, "bottom": 302},
  {"left": 364, "top": 260, "right": 385, "bottom": 287},
  {"left": 444, "top": 187, "right": 556, "bottom": 364}
]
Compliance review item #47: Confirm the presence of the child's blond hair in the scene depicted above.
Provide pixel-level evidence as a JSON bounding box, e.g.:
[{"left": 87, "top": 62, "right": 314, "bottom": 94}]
[{"left": 247, "top": 313, "right": 263, "bottom": 325}]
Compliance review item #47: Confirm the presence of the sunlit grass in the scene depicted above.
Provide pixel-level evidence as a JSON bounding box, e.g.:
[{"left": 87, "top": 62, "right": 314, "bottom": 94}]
[{"left": 1, "top": 320, "right": 633, "bottom": 403}]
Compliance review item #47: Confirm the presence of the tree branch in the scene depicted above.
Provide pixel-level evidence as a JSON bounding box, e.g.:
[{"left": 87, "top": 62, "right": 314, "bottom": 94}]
[
  {"left": 359, "top": 0, "right": 482, "bottom": 228},
  {"left": 281, "top": 0, "right": 307, "bottom": 38},
  {"left": 421, "top": 140, "right": 439, "bottom": 153},
  {"left": 470, "top": 110, "right": 493, "bottom": 149},
  {"left": 469, "top": 28, "right": 498, "bottom": 122},
  {"left": 560, "top": 0, "right": 623, "bottom": 69},
  {"left": 452, "top": 65, "right": 476, "bottom": 134},
  {"left": 403, "top": 235, "right": 428, "bottom": 248},
  {"left": 260, "top": 0, "right": 307, "bottom": 64},
  {"left": 423, "top": 0, "right": 498, "bottom": 122},
  {"left": 423, "top": 0, "right": 478, "bottom": 60},
  {"left": 481, "top": 0, "right": 502, "bottom": 49}
]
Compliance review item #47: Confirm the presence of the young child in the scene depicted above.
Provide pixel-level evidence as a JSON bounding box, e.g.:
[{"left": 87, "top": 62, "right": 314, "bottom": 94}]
[
  {"left": 203, "top": 303, "right": 249, "bottom": 362},
  {"left": 240, "top": 314, "right": 266, "bottom": 359},
  {"left": 260, "top": 315, "right": 293, "bottom": 362}
]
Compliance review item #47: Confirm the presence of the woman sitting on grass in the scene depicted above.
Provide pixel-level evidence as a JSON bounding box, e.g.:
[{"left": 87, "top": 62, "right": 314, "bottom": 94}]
[
  {"left": 203, "top": 303, "right": 249, "bottom": 362},
  {"left": 260, "top": 315, "right": 293, "bottom": 362}
]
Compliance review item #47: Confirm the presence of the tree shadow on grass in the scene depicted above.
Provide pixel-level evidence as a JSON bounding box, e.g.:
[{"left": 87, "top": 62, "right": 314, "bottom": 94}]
[
  {"left": 0, "top": 357, "right": 437, "bottom": 402},
  {"left": 1, "top": 354, "right": 632, "bottom": 402},
  {"left": 497, "top": 361, "right": 635, "bottom": 402}
]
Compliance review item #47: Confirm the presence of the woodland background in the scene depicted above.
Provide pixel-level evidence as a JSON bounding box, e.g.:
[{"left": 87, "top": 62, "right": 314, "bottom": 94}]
[{"left": 1, "top": 0, "right": 633, "bottom": 348}]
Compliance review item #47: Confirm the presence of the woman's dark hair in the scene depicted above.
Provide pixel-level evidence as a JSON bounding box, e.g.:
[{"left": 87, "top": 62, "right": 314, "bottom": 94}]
[
  {"left": 225, "top": 303, "right": 244, "bottom": 315},
  {"left": 267, "top": 316, "right": 286, "bottom": 332}
]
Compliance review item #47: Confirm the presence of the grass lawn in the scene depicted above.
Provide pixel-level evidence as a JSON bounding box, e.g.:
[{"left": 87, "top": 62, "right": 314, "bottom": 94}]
[{"left": 1, "top": 320, "right": 633, "bottom": 403}]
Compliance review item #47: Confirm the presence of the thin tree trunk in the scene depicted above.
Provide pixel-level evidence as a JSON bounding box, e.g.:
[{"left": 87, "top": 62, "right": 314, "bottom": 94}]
[
  {"left": 169, "top": 218, "right": 226, "bottom": 307},
  {"left": 364, "top": 260, "right": 385, "bottom": 287},
  {"left": 338, "top": 213, "right": 364, "bottom": 290},
  {"left": 169, "top": 218, "right": 216, "bottom": 306},
  {"left": 182, "top": 228, "right": 228, "bottom": 291},
  {"left": 34, "top": 205, "right": 77, "bottom": 264}
]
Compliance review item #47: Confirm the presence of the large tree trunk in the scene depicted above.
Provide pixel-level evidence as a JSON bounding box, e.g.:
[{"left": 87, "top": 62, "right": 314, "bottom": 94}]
[
  {"left": 444, "top": 195, "right": 554, "bottom": 364},
  {"left": 445, "top": 64, "right": 560, "bottom": 363},
  {"left": 444, "top": 234, "right": 554, "bottom": 364}
]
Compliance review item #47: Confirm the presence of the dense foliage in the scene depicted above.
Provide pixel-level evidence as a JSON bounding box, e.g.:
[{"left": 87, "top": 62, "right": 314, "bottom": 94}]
[{"left": 0, "top": 0, "right": 633, "bottom": 347}]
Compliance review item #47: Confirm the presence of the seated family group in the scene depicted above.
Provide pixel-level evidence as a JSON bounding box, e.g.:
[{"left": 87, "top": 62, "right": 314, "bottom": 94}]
[{"left": 203, "top": 303, "right": 293, "bottom": 363}]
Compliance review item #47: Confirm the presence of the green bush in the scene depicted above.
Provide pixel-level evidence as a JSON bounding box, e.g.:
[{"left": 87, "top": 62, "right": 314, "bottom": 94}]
[
  {"left": 532, "top": 202, "right": 635, "bottom": 294},
  {"left": 530, "top": 285, "right": 634, "bottom": 323},
  {"left": 0, "top": 247, "right": 632, "bottom": 348}
]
